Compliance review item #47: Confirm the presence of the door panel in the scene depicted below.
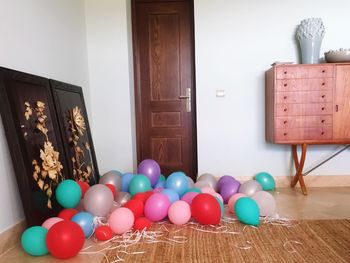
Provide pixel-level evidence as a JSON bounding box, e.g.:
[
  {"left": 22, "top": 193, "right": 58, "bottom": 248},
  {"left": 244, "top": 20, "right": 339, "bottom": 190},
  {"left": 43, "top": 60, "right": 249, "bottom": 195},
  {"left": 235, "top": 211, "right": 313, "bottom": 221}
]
[
  {"left": 132, "top": 0, "right": 197, "bottom": 179},
  {"left": 334, "top": 65, "right": 350, "bottom": 139}
]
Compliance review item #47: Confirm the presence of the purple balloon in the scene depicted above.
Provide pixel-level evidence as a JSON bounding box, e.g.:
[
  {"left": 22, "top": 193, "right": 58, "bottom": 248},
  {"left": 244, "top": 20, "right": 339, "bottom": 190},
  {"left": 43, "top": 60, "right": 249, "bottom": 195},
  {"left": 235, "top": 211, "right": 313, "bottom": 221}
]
[
  {"left": 220, "top": 180, "right": 241, "bottom": 204},
  {"left": 144, "top": 193, "right": 170, "bottom": 222},
  {"left": 217, "top": 175, "right": 236, "bottom": 191},
  {"left": 181, "top": 192, "right": 199, "bottom": 205},
  {"left": 137, "top": 159, "right": 161, "bottom": 187}
]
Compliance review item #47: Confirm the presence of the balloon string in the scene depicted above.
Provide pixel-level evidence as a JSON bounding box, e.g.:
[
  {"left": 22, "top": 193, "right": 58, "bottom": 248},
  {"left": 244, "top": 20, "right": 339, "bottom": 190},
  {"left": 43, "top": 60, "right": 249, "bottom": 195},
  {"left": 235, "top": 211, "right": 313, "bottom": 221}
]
[{"left": 283, "top": 240, "right": 303, "bottom": 253}]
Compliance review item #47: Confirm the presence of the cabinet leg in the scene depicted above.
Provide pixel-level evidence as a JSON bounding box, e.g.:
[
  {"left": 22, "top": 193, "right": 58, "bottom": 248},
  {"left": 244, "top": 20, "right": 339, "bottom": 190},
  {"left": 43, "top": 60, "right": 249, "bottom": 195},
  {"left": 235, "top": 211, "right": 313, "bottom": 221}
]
[{"left": 291, "top": 144, "right": 308, "bottom": 195}]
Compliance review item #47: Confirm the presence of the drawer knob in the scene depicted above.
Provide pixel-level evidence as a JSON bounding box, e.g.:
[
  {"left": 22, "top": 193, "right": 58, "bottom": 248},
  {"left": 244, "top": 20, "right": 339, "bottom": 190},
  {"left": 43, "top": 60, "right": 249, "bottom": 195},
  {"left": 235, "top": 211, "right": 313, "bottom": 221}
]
[
  {"left": 322, "top": 82, "right": 325, "bottom": 86},
  {"left": 283, "top": 120, "right": 287, "bottom": 124},
  {"left": 284, "top": 71, "right": 287, "bottom": 74},
  {"left": 321, "top": 119, "right": 325, "bottom": 123},
  {"left": 322, "top": 69, "right": 326, "bottom": 73},
  {"left": 284, "top": 96, "right": 287, "bottom": 99},
  {"left": 284, "top": 83, "right": 288, "bottom": 87},
  {"left": 321, "top": 95, "right": 325, "bottom": 98},
  {"left": 321, "top": 131, "right": 325, "bottom": 135},
  {"left": 321, "top": 107, "right": 325, "bottom": 110},
  {"left": 283, "top": 132, "right": 287, "bottom": 136},
  {"left": 283, "top": 108, "right": 287, "bottom": 112}
]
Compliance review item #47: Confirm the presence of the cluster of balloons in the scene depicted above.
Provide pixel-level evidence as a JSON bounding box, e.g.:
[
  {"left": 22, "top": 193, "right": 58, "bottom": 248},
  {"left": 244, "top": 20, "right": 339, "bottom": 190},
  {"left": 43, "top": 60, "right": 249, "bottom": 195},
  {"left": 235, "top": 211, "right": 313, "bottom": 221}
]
[{"left": 21, "top": 159, "right": 277, "bottom": 259}]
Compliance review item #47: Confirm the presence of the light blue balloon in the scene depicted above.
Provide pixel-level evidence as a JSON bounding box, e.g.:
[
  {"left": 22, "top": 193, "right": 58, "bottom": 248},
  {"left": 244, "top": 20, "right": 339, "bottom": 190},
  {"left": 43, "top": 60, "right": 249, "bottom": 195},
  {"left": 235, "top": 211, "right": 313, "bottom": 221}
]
[
  {"left": 165, "top": 171, "right": 189, "bottom": 197},
  {"left": 154, "top": 181, "right": 165, "bottom": 188},
  {"left": 255, "top": 172, "right": 275, "bottom": 191},
  {"left": 161, "top": 188, "right": 179, "bottom": 204},
  {"left": 234, "top": 197, "right": 260, "bottom": 226},
  {"left": 215, "top": 197, "right": 224, "bottom": 218},
  {"left": 122, "top": 173, "right": 134, "bottom": 192},
  {"left": 71, "top": 212, "right": 95, "bottom": 238}
]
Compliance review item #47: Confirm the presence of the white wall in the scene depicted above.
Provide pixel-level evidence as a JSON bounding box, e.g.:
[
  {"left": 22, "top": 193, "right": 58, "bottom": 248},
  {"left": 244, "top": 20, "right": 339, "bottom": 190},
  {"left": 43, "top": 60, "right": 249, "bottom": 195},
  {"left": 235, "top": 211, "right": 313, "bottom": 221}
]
[
  {"left": 194, "top": 0, "right": 350, "bottom": 176},
  {"left": 85, "top": 0, "right": 136, "bottom": 175},
  {"left": 0, "top": 0, "right": 89, "bottom": 232}
]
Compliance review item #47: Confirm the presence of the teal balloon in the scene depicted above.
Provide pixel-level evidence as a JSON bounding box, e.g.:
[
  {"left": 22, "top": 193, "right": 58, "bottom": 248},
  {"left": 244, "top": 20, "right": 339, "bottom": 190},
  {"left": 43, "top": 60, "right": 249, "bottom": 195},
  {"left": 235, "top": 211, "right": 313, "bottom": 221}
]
[
  {"left": 234, "top": 197, "right": 260, "bottom": 226},
  {"left": 56, "top": 179, "right": 82, "bottom": 208},
  {"left": 128, "top": 174, "right": 152, "bottom": 196},
  {"left": 158, "top": 174, "right": 166, "bottom": 182},
  {"left": 215, "top": 197, "right": 224, "bottom": 217},
  {"left": 21, "top": 226, "right": 48, "bottom": 256},
  {"left": 255, "top": 172, "right": 275, "bottom": 191},
  {"left": 184, "top": 187, "right": 201, "bottom": 194}
]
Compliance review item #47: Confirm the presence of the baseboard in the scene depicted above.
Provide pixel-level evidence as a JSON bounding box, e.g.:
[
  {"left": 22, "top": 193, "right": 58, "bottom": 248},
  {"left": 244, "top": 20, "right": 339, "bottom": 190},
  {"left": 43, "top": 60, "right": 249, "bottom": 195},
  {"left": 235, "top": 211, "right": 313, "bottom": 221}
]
[
  {"left": 234, "top": 175, "right": 350, "bottom": 188},
  {"left": 0, "top": 220, "right": 26, "bottom": 257}
]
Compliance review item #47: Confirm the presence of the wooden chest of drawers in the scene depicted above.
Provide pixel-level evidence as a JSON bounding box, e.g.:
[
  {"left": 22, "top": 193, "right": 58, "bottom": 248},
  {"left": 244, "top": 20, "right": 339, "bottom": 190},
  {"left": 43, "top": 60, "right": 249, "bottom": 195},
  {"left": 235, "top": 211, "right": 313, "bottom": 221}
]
[{"left": 265, "top": 63, "right": 350, "bottom": 144}]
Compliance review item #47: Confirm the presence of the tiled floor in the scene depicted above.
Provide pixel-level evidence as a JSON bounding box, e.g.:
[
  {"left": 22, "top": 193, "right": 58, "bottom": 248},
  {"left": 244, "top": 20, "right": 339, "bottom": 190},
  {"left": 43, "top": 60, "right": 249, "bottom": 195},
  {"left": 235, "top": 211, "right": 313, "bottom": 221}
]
[{"left": 1, "top": 187, "right": 349, "bottom": 263}]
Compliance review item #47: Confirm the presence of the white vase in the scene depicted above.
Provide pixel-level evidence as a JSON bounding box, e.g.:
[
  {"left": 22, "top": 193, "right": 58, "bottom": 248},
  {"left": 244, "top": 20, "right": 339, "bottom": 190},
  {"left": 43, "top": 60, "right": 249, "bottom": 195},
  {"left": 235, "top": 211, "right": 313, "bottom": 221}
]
[{"left": 299, "top": 37, "right": 323, "bottom": 64}]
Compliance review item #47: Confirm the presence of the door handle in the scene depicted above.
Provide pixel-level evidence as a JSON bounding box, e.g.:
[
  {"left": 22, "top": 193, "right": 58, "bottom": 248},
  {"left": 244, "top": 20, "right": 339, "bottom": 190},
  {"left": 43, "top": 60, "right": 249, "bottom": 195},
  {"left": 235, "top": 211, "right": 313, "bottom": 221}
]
[{"left": 178, "top": 88, "right": 191, "bottom": 112}]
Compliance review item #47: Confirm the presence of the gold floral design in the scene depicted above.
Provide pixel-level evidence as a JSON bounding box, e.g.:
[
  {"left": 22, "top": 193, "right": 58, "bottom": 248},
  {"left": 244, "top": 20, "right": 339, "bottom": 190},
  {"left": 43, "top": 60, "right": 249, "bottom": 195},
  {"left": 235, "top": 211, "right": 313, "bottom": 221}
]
[
  {"left": 67, "top": 106, "right": 92, "bottom": 183},
  {"left": 24, "top": 101, "right": 64, "bottom": 209}
]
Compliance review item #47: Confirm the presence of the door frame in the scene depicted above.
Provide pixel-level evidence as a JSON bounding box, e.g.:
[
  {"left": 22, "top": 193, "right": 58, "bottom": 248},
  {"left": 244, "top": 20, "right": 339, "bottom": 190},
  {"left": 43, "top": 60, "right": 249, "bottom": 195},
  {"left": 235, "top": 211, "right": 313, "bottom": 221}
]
[{"left": 131, "top": 0, "right": 198, "bottom": 178}]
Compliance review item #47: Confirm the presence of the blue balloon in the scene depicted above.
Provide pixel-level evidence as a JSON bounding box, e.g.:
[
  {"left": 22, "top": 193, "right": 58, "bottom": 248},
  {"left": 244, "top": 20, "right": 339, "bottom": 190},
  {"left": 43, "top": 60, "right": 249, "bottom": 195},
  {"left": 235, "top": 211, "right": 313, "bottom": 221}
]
[
  {"left": 122, "top": 173, "right": 134, "bottom": 192},
  {"left": 154, "top": 181, "right": 165, "bottom": 188},
  {"left": 161, "top": 188, "right": 179, "bottom": 204},
  {"left": 165, "top": 171, "right": 189, "bottom": 197},
  {"left": 71, "top": 212, "right": 95, "bottom": 238}
]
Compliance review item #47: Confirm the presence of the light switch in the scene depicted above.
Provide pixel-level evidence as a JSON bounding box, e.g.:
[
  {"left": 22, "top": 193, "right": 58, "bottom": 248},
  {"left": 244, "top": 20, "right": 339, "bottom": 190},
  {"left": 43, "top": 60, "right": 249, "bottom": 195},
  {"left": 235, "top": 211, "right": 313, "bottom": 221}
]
[{"left": 216, "top": 90, "right": 225, "bottom": 97}]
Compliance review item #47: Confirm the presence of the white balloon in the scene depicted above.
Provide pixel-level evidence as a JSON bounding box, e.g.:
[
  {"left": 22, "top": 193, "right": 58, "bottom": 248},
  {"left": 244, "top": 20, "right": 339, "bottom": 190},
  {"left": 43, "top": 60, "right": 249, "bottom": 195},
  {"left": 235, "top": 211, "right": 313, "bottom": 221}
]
[{"left": 252, "top": 191, "right": 276, "bottom": 217}]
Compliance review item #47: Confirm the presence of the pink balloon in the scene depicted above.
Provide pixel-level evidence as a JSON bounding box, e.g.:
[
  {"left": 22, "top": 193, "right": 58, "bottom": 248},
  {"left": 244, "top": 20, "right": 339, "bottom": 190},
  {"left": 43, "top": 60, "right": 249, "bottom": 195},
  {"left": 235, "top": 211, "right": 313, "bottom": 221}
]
[
  {"left": 144, "top": 193, "right": 170, "bottom": 222},
  {"left": 108, "top": 207, "right": 134, "bottom": 234},
  {"left": 211, "top": 192, "right": 223, "bottom": 203},
  {"left": 200, "top": 186, "right": 216, "bottom": 194},
  {"left": 42, "top": 217, "right": 63, "bottom": 230},
  {"left": 228, "top": 193, "right": 247, "bottom": 213},
  {"left": 181, "top": 192, "right": 199, "bottom": 205},
  {"left": 168, "top": 201, "right": 191, "bottom": 225}
]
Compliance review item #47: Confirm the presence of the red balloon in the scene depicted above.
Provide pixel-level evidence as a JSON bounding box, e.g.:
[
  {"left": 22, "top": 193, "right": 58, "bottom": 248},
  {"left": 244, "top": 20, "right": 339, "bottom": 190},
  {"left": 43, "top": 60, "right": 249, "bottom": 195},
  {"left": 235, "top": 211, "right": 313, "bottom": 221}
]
[
  {"left": 77, "top": 181, "right": 90, "bottom": 198},
  {"left": 124, "top": 199, "right": 144, "bottom": 219},
  {"left": 105, "top": 184, "right": 117, "bottom": 198},
  {"left": 191, "top": 193, "right": 221, "bottom": 225},
  {"left": 58, "top": 208, "right": 78, "bottom": 220},
  {"left": 95, "top": 225, "right": 113, "bottom": 241},
  {"left": 46, "top": 220, "right": 85, "bottom": 259},
  {"left": 133, "top": 217, "right": 151, "bottom": 231},
  {"left": 134, "top": 191, "right": 153, "bottom": 204}
]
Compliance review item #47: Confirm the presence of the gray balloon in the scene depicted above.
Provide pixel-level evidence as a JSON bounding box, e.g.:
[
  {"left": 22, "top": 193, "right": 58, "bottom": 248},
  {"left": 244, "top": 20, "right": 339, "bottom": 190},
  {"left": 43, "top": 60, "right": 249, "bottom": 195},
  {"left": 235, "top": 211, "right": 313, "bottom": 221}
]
[
  {"left": 252, "top": 191, "right": 276, "bottom": 217},
  {"left": 187, "top": 176, "right": 195, "bottom": 188},
  {"left": 99, "top": 172, "right": 122, "bottom": 191},
  {"left": 238, "top": 180, "right": 262, "bottom": 196},
  {"left": 115, "top": 191, "right": 131, "bottom": 206},
  {"left": 197, "top": 173, "right": 218, "bottom": 192},
  {"left": 83, "top": 184, "right": 114, "bottom": 217},
  {"left": 194, "top": 181, "right": 210, "bottom": 189}
]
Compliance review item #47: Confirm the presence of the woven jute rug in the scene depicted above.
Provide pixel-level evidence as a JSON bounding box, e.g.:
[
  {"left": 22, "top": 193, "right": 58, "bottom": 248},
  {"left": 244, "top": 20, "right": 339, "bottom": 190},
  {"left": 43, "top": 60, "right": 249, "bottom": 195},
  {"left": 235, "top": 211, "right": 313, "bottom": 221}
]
[{"left": 103, "top": 219, "right": 350, "bottom": 263}]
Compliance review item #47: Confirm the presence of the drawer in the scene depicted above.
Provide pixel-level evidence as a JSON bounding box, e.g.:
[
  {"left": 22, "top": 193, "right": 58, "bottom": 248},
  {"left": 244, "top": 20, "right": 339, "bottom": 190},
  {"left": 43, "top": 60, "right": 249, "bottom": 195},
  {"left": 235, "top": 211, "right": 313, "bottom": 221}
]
[
  {"left": 276, "top": 90, "right": 332, "bottom": 104},
  {"left": 276, "top": 78, "right": 333, "bottom": 92},
  {"left": 276, "top": 103, "right": 333, "bottom": 116},
  {"left": 276, "top": 65, "right": 334, "bottom": 79},
  {"left": 275, "top": 127, "right": 332, "bottom": 141},
  {"left": 275, "top": 115, "right": 333, "bottom": 128}
]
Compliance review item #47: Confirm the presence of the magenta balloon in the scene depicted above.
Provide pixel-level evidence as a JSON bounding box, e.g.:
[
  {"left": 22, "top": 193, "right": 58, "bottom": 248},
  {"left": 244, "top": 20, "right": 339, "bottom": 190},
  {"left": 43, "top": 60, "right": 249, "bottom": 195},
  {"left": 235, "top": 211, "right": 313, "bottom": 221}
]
[
  {"left": 137, "top": 159, "right": 161, "bottom": 187},
  {"left": 220, "top": 180, "right": 241, "bottom": 204},
  {"left": 144, "top": 193, "right": 170, "bottom": 222},
  {"left": 217, "top": 175, "right": 236, "bottom": 191},
  {"left": 181, "top": 191, "right": 199, "bottom": 205}
]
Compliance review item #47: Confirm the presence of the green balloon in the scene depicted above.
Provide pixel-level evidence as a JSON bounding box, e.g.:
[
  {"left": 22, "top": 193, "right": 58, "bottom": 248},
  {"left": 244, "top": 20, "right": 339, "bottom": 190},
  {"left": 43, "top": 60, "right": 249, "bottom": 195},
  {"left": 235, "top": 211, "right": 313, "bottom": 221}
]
[
  {"left": 21, "top": 226, "right": 48, "bottom": 256},
  {"left": 255, "top": 172, "right": 275, "bottom": 191},
  {"left": 234, "top": 197, "right": 260, "bottom": 226},
  {"left": 128, "top": 174, "right": 152, "bottom": 196},
  {"left": 158, "top": 174, "right": 166, "bottom": 182},
  {"left": 184, "top": 187, "right": 201, "bottom": 194},
  {"left": 55, "top": 179, "right": 82, "bottom": 208},
  {"left": 215, "top": 197, "right": 224, "bottom": 218}
]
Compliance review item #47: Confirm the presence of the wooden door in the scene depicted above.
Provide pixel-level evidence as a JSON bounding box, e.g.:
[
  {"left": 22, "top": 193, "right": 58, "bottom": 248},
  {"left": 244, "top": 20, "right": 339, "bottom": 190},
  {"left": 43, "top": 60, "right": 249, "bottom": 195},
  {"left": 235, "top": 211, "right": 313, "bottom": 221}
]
[
  {"left": 334, "top": 65, "right": 350, "bottom": 140},
  {"left": 132, "top": 0, "right": 197, "bottom": 179}
]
